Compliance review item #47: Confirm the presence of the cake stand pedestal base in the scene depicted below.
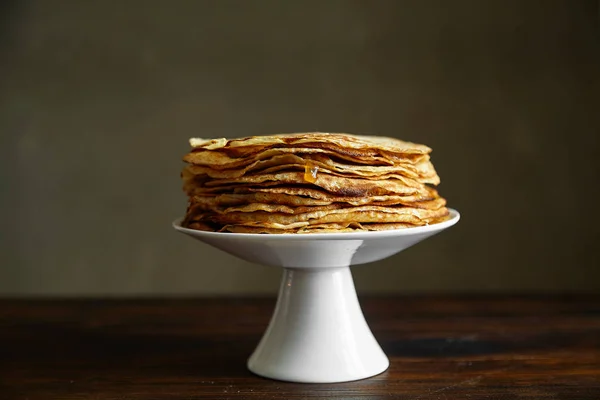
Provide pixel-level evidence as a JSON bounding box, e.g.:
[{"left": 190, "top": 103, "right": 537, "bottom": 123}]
[{"left": 248, "top": 266, "right": 389, "bottom": 383}]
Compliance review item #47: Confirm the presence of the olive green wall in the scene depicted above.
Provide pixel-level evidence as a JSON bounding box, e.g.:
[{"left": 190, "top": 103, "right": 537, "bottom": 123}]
[{"left": 1, "top": 0, "right": 599, "bottom": 295}]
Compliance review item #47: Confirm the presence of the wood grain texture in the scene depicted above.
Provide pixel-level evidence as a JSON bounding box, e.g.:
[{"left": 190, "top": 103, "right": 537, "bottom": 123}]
[{"left": 0, "top": 296, "right": 599, "bottom": 399}]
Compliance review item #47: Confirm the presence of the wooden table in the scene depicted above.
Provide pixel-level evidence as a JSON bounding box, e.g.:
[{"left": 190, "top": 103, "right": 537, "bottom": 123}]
[{"left": 1, "top": 296, "right": 599, "bottom": 399}]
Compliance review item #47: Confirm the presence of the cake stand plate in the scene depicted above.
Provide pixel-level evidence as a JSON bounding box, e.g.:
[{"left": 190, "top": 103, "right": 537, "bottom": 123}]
[{"left": 173, "top": 209, "right": 460, "bottom": 383}]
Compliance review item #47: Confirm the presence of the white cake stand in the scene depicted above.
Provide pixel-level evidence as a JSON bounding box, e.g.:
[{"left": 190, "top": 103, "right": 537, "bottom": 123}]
[{"left": 173, "top": 209, "right": 460, "bottom": 383}]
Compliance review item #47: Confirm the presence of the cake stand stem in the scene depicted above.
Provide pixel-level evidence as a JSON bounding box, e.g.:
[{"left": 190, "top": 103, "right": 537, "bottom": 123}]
[{"left": 247, "top": 266, "right": 389, "bottom": 383}]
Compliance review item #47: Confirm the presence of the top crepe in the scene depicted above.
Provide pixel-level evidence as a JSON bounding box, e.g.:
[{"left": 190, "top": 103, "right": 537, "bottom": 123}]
[{"left": 189, "top": 132, "right": 431, "bottom": 155}]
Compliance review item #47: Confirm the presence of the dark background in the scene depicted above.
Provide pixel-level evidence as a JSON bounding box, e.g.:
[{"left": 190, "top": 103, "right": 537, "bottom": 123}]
[{"left": 1, "top": 0, "right": 598, "bottom": 295}]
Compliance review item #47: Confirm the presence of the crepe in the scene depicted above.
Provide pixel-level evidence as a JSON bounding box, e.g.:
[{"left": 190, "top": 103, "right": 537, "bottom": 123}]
[
  {"left": 186, "top": 190, "right": 441, "bottom": 209},
  {"left": 190, "top": 197, "right": 446, "bottom": 215},
  {"left": 189, "top": 132, "right": 431, "bottom": 155},
  {"left": 186, "top": 206, "right": 449, "bottom": 230},
  {"left": 184, "top": 153, "right": 439, "bottom": 184},
  {"left": 180, "top": 132, "right": 449, "bottom": 233},
  {"left": 184, "top": 146, "right": 430, "bottom": 170},
  {"left": 218, "top": 222, "right": 419, "bottom": 234},
  {"left": 243, "top": 185, "right": 439, "bottom": 202}
]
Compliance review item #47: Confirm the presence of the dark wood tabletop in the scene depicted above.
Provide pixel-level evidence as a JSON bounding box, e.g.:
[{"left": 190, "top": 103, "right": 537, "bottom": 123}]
[{"left": 0, "top": 296, "right": 599, "bottom": 399}]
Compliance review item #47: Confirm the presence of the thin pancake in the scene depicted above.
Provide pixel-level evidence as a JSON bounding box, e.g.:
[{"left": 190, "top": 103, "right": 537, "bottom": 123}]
[
  {"left": 192, "top": 206, "right": 449, "bottom": 229},
  {"left": 219, "top": 222, "right": 421, "bottom": 234},
  {"left": 184, "top": 153, "right": 438, "bottom": 183},
  {"left": 219, "top": 222, "right": 360, "bottom": 234},
  {"left": 257, "top": 164, "right": 439, "bottom": 185},
  {"left": 184, "top": 147, "right": 430, "bottom": 170},
  {"left": 187, "top": 190, "right": 440, "bottom": 208},
  {"left": 190, "top": 133, "right": 431, "bottom": 155},
  {"left": 183, "top": 179, "right": 433, "bottom": 198},
  {"left": 204, "top": 171, "right": 423, "bottom": 192},
  {"left": 244, "top": 186, "right": 439, "bottom": 202},
  {"left": 187, "top": 195, "right": 446, "bottom": 213}
]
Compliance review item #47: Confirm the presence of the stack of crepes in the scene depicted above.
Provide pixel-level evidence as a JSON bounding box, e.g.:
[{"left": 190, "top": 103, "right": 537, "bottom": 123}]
[{"left": 181, "top": 133, "right": 449, "bottom": 233}]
